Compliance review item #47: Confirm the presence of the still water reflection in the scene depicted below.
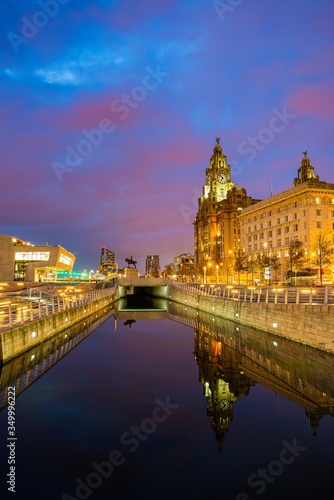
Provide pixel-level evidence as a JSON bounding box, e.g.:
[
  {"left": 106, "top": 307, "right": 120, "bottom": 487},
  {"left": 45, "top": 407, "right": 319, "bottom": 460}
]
[{"left": 0, "top": 298, "right": 333, "bottom": 500}]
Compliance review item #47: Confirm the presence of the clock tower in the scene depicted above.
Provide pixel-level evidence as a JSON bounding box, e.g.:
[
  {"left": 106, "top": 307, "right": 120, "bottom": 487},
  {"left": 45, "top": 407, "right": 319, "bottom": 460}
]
[
  {"left": 204, "top": 137, "right": 234, "bottom": 202},
  {"left": 194, "top": 138, "right": 256, "bottom": 277}
]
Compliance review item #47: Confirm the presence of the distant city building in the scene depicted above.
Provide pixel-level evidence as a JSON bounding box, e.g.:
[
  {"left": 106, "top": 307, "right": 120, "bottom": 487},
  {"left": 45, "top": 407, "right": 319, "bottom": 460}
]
[
  {"left": 163, "top": 263, "right": 175, "bottom": 278},
  {"left": 0, "top": 235, "right": 75, "bottom": 282},
  {"left": 146, "top": 255, "right": 160, "bottom": 277},
  {"left": 99, "top": 247, "right": 117, "bottom": 277},
  {"left": 174, "top": 253, "right": 195, "bottom": 280}
]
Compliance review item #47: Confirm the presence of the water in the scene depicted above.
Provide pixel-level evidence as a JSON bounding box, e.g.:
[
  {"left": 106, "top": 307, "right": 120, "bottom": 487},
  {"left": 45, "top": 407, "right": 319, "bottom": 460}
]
[{"left": 0, "top": 300, "right": 333, "bottom": 500}]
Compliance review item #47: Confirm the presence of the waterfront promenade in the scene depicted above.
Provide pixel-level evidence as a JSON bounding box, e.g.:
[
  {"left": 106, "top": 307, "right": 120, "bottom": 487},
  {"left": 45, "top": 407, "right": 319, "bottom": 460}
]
[
  {"left": 168, "top": 283, "right": 334, "bottom": 353},
  {"left": 179, "top": 283, "right": 334, "bottom": 305},
  {"left": 0, "top": 282, "right": 118, "bottom": 363}
]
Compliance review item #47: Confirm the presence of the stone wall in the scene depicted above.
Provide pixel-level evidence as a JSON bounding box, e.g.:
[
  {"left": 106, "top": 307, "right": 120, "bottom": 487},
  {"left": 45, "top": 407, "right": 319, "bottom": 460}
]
[
  {"left": 168, "top": 284, "right": 334, "bottom": 353},
  {"left": 0, "top": 290, "right": 118, "bottom": 363}
]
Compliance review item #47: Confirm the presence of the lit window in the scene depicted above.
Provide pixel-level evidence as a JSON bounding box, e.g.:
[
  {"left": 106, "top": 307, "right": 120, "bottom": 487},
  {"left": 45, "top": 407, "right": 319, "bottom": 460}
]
[
  {"left": 315, "top": 198, "right": 320, "bottom": 204},
  {"left": 15, "top": 252, "right": 50, "bottom": 261},
  {"left": 59, "top": 254, "right": 73, "bottom": 266}
]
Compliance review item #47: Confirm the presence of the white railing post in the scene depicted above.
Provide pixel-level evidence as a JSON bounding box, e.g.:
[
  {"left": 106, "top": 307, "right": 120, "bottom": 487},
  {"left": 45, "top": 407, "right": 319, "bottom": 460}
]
[{"left": 324, "top": 287, "right": 328, "bottom": 305}]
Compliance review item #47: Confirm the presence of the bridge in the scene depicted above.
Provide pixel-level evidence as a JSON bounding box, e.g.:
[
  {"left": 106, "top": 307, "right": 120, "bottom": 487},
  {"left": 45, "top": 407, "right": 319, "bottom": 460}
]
[{"left": 118, "top": 277, "right": 170, "bottom": 298}]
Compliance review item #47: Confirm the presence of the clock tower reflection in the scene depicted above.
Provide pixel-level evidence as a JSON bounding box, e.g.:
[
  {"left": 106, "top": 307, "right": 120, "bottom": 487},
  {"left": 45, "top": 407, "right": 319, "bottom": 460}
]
[{"left": 194, "top": 328, "right": 255, "bottom": 451}]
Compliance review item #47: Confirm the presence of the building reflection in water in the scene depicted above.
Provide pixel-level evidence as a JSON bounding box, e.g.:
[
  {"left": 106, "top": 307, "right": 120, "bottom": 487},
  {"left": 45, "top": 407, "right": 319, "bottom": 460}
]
[
  {"left": 1, "top": 297, "right": 333, "bottom": 455},
  {"left": 168, "top": 301, "right": 334, "bottom": 449},
  {"left": 0, "top": 307, "right": 116, "bottom": 411},
  {"left": 195, "top": 331, "right": 255, "bottom": 451}
]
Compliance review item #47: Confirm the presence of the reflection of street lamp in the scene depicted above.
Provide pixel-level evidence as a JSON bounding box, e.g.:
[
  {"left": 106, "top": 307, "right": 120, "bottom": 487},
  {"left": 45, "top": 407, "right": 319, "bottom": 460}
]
[{"left": 204, "top": 266, "right": 207, "bottom": 284}]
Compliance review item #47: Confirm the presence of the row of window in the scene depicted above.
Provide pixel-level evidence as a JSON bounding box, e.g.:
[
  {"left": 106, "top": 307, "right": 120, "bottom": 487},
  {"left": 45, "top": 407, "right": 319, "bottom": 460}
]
[
  {"left": 244, "top": 198, "right": 334, "bottom": 223},
  {"left": 249, "top": 224, "right": 300, "bottom": 242}
]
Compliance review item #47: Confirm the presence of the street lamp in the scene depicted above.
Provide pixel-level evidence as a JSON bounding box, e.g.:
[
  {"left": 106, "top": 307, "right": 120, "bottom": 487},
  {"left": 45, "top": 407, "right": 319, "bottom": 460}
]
[{"left": 227, "top": 250, "right": 232, "bottom": 284}]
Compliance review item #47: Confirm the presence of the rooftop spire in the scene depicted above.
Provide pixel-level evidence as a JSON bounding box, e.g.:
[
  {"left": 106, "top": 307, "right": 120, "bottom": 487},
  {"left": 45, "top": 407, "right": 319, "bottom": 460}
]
[{"left": 294, "top": 151, "right": 319, "bottom": 185}]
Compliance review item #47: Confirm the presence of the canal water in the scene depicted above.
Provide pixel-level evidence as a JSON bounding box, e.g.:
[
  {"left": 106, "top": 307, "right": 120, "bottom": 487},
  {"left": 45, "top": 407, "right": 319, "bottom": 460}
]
[{"left": 0, "top": 298, "right": 333, "bottom": 500}]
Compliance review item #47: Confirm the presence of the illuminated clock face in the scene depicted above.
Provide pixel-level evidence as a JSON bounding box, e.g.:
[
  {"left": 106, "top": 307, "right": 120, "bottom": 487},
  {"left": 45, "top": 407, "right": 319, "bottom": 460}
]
[
  {"left": 217, "top": 171, "right": 228, "bottom": 183},
  {"left": 219, "top": 399, "right": 230, "bottom": 413},
  {"left": 206, "top": 174, "right": 211, "bottom": 185}
]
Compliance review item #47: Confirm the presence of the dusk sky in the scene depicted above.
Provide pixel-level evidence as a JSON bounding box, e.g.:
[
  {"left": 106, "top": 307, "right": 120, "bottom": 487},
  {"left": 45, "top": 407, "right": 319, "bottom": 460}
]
[{"left": 1, "top": 0, "right": 333, "bottom": 273}]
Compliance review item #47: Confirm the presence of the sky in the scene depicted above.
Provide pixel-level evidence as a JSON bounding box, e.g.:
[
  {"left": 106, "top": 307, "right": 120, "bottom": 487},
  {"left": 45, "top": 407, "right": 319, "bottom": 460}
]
[{"left": 0, "top": 0, "right": 333, "bottom": 274}]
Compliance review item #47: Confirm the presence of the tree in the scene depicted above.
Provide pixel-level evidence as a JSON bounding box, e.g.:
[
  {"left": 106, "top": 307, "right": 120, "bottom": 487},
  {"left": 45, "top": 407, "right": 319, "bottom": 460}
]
[
  {"left": 269, "top": 253, "right": 281, "bottom": 284},
  {"left": 286, "top": 239, "right": 306, "bottom": 284},
  {"left": 234, "top": 254, "right": 248, "bottom": 284},
  {"left": 311, "top": 232, "right": 333, "bottom": 285},
  {"left": 221, "top": 253, "right": 234, "bottom": 284},
  {"left": 246, "top": 254, "right": 258, "bottom": 285},
  {"left": 256, "top": 253, "right": 271, "bottom": 283}
]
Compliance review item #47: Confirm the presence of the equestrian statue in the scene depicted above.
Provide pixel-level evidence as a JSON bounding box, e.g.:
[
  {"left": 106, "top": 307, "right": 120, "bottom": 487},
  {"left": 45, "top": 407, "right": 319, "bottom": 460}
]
[{"left": 125, "top": 256, "right": 137, "bottom": 268}]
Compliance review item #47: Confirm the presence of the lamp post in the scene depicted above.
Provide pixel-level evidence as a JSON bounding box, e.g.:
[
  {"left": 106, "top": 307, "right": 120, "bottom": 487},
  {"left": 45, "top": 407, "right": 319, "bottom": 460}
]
[
  {"left": 203, "top": 266, "right": 207, "bottom": 284},
  {"left": 227, "top": 250, "right": 232, "bottom": 284},
  {"left": 216, "top": 264, "right": 219, "bottom": 283}
]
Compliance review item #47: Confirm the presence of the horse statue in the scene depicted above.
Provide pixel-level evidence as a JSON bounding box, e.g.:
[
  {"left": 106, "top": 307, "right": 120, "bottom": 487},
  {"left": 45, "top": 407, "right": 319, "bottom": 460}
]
[
  {"left": 125, "top": 256, "right": 137, "bottom": 268},
  {"left": 124, "top": 319, "right": 136, "bottom": 328}
]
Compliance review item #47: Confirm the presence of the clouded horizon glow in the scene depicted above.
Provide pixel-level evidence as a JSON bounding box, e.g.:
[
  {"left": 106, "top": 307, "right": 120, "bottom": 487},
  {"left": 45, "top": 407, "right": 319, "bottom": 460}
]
[{"left": 1, "top": 0, "right": 333, "bottom": 273}]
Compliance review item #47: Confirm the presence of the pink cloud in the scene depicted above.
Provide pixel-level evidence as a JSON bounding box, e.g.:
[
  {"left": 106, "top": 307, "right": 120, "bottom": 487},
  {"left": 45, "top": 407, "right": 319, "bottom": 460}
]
[{"left": 287, "top": 82, "right": 334, "bottom": 119}]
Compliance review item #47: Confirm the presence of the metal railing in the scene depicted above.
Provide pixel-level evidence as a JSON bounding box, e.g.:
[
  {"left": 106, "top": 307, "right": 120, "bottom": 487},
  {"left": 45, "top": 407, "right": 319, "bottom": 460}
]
[
  {"left": 0, "top": 285, "right": 117, "bottom": 330},
  {"left": 173, "top": 284, "right": 334, "bottom": 305}
]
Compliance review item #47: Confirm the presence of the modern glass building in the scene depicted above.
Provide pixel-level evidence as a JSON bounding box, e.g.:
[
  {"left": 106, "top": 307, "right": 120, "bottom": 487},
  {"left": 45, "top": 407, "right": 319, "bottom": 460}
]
[{"left": 0, "top": 235, "right": 76, "bottom": 282}]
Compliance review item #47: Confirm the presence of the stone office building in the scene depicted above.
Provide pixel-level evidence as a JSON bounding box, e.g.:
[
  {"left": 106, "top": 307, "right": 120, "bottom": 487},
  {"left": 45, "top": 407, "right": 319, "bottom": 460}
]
[
  {"left": 239, "top": 153, "right": 334, "bottom": 259},
  {"left": 193, "top": 139, "right": 259, "bottom": 273},
  {"left": 194, "top": 141, "right": 334, "bottom": 282}
]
